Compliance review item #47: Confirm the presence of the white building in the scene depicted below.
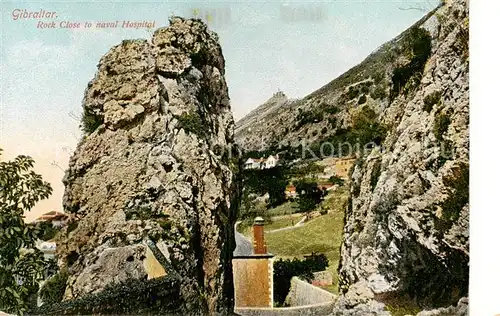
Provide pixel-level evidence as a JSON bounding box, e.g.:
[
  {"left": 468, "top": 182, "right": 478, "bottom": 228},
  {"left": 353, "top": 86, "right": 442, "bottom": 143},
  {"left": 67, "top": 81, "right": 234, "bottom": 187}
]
[
  {"left": 244, "top": 155, "right": 280, "bottom": 170},
  {"left": 36, "top": 240, "right": 57, "bottom": 260},
  {"left": 264, "top": 155, "right": 279, "bottom": 169},
  {"left": 244, "top": 158, "right": 263, "bottom": 170}
]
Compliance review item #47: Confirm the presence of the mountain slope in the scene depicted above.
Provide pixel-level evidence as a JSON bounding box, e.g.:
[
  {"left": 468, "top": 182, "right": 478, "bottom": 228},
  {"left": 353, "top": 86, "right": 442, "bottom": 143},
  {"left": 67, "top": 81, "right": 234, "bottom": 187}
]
[
  {"left": 338, "top": 0, "right": 469, "bottom": 309},
  {"left": 235, "top": 7, "right": 440, "bottom": 152},
  {"left": 237, "top": 0, "right": 469, "bottom": 313}
]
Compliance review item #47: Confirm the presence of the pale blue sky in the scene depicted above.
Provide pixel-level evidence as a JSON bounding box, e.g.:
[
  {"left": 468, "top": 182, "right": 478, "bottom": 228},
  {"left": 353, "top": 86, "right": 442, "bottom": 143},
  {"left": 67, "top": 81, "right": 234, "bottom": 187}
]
[{"left": 0, "top": 0, "right": 437, "bottom": 219}]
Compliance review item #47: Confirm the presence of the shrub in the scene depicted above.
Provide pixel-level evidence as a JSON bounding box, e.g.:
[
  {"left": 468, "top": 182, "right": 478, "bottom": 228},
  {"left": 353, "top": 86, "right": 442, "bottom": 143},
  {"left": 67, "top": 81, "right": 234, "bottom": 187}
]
[
  {"left": 81, "top": 107, "right": 103, "bottom": 134},
  {"left": 36, "top": 221, "right": 61, "bottom": 241},
  {"left": 39, "top": 269, "right": 69, "bottom": 305},
  {"left": 390, "top": 27, "right": 432, "bottom": 99},
  {"left": 294, "top": 180, "right": 325, "bottom": 214},
  {"left": 327, "top": 117, "right": 337, "bottom": 127},
  {"left": 436, "top": 140, "right": 454, "bottom": 169},
  {"left": 31, "top": 275, "right": 181, "bottom": 315},
  {"left": 273, "top": 253, "right": 329, "bottom": 305},
  {"left": 370, "top": 85, "right": 387, "bottom": 100},
  {"left": 433, "top": 112, "right": 451, "bottom": 141},
  {"left": 242, "top": 167, "right": 287, "bottom": 208},
  {"left": 441, "top": 162, "right": 469, "bottom": 222},
  {"left": 372, "top": 72, "right": 385, "bottom": 84},
  {"left": 296, "top": 110, "right": 323, "bottom": 129},
  {"left": 423, "top": 91, "right": 442, "bottom": 112},
  {"left": 321, "top": 102, "right": 339, "bottom": 115},
  {"left": 346, "top": 86, "right": 359, "bottom": 100},
  {"left": 329, "top": 175, "right": 344, "bottom": 186},
  {"left": 176, "top": 111, "right": 204, "bottom": 136},
  {"left": 358, "top": 94, "right": 367, "bottom": 105},
  {"left": 351, "top": 105, "right": 387, "bottom": 146}
]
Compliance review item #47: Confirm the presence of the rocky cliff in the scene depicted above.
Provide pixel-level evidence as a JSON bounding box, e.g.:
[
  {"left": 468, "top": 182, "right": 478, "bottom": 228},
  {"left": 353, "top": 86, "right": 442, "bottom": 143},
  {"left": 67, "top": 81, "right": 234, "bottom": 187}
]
[
  {"left": 338, "top": 0, "right": 469, "bottom": 310},
  {"left": 56, "top": 17, "right": 239, "bottom": 315},
  {"left": 236, "top": 0, "right": 469, "bottom": 314}
]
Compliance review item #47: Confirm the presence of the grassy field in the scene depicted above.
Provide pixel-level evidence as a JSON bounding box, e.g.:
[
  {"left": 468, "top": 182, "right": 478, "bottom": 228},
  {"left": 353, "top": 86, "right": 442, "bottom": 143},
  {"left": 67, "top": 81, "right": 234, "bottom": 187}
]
[
  {"left": 264, "top": 216, "right": 302, "bottom": 231},
  {"left": 265, "top": 187, "right": 348, "bottom": 294},
  {"left": 236, "top": 187, "right": 348, "bottom": 294},
  {"left": 267, "top": 201, "right": 299, "bottom": 216}
]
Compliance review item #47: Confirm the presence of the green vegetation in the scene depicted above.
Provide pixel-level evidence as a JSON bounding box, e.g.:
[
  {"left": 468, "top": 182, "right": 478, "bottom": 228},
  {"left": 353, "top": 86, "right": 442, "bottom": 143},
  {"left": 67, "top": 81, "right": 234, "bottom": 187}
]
[
  {"left": 267, "top": 201, "right": 300, "bottom": 217},
  {"left": 242, "top": 167, "right": 287, "bottom": 208},
  {"left": 351, "top": 105, "right": 387, "bottom": 146},
  {"left": 289, "top": 162, "right": 323, "bottom": 180},
  {"left": 264, "top": 216, "right": 301, "bottom": 232},
  {"left": 436, "top": 139, "right": 454, "bottom": 169},
  {"left": 346, "top": 86, "right": 360, "bottom": 100},
  {"left": 434, "top": 162, "right": 469, "bottom": 235},
  {"left": 423, "top": 91, "right": 442, "bottom": 112},
  {"left": 176, "top": 111, "right": 205, "bottom": 136},
  {"left": 320, "top": 102, "right": 340, "bottom": 115},
  {"left": 357, "top": 94, "right": 367, "bottom": 105},
  {"left": 390, "top": 27, "right": 432, "bottom": 99},
  {"left": 39, "top": 269, "right": 69, "bottom": 305},
  {"left": 293, "top": 106, "right": 387, "bottom": 160},
  {"left": 30, "top": 275, "right": 181, "bottom": 315},
  {"left": 36, "top": 221, "right": 61, "bottom": 241},
  {"left": 372, "top": 72, "right": 385, "bottom": 84},
  {"left": 266, "top": 193, "right": 347, "bottom": 294},
  {"left": 328, "top": 175, "right": 344, "bottom": 186},
  {"left": 0, "top": 149, "right": 54, "bottom": 314},
  {"left": 294, "top": 180, "right": 325, "bottom": 215},
  {"left": 370, "top": 85, "right": 387, "bottom": 100},
  {"left": 436, "top": 12, "right": 469, "bottom": 62},
  {"left": 81, "top": 107, "right": 104, "bottom": 134},
  {"left": 273, "top": 253, "right": 329, "bottom": 305},
  {"left": 441, "top": 162, "right": 469, "bottom": 222},
  {"left": 433, "top": 111, "right": 451, "bottom": 141},
  {"left": 384, "top": 295, "right": 422, "bottom": 316},
  {"left": 295, "top": 109, "right": 323, "bottom": 129}
]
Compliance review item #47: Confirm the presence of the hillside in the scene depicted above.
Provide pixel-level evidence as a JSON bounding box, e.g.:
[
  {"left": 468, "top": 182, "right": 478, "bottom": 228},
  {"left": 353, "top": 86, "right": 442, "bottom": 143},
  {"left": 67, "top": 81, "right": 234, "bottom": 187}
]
[
  {"left": 237, "top": 0, "right": 469, "bottom": 314},
  {"left": 235, "top": 7, "right": 440, "bottom": 152}
]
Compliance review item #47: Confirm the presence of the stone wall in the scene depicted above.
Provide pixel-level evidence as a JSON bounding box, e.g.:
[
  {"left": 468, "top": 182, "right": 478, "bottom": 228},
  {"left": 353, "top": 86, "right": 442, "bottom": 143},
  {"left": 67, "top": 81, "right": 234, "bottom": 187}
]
[
  {"left": 235, "top": 277, "right": 335, "bottom": 316},
  {"left": 233, "top": 257, "right": 274, "bottom": 308},
  {"left": 235, "top": 303, "right": 335, "bottom": 316},
  {"left": 285, "top": 277, "right": 335, "bottom": 307}
]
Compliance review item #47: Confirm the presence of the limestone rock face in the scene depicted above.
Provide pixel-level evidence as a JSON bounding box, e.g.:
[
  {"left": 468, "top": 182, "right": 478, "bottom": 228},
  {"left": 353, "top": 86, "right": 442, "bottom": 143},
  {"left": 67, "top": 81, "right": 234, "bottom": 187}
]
[
  {"left": 416, "top": 297, "right": 468, "bottom": 316},
  {"left": 57, "top": 17, "right": 239, "bottom": 314},
  {"left": 331, "top": 282, "right": 390, "bottom": 316},
  {"left": 338, "top": 0, "right": 469, "bottom": 310}
]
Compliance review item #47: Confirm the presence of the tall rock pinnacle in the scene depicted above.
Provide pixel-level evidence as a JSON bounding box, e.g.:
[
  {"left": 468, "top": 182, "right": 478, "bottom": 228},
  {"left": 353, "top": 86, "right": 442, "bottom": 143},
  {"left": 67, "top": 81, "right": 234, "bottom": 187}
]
[{"left": 57, "top": 17, "right": 240, "bottom": 314}]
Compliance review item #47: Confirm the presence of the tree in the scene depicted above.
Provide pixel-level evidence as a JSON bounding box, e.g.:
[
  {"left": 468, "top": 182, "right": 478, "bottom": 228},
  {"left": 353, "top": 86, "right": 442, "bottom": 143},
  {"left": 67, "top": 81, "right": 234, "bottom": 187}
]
[
  {"left": 242, "top": 167, "right": 287, "bottom": 209},
  {"left": 329, "top": 175, "right": 345, "bottom": 186},
  {"left": 0, "top": 149, "right": 53, "bottom": 314},
  {"left": 294, "top": 180, "right": 325, "bottom": 216},
  {"left": 350, "top": 105, "right": 387, "bottom": 146},
  {"left": 273, "top": 253, "right": 329, "bottom": 305}
]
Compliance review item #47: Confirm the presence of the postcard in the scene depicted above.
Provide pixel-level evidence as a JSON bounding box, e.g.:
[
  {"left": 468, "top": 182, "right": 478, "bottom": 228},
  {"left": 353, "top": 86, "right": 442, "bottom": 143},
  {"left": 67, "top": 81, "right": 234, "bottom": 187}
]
[{"left": 0, "top": 1, "right": 472, "bottom": 315}]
